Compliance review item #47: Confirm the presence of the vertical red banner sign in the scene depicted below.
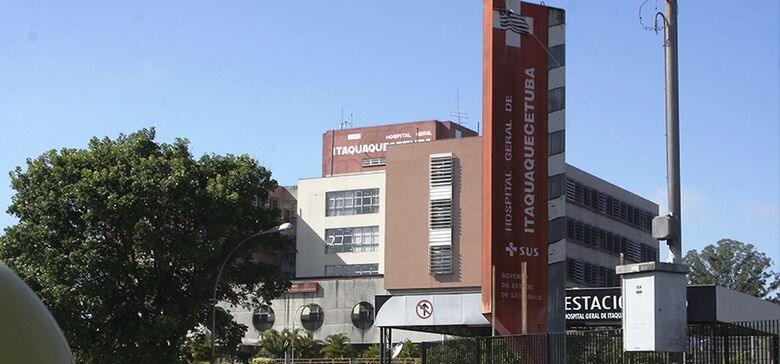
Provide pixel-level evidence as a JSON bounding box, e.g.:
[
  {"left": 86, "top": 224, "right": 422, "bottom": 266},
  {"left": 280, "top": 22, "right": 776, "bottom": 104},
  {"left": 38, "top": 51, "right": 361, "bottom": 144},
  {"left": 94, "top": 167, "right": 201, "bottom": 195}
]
[{"left": 482, "top": 0, "right": 549, "bottom": 335}]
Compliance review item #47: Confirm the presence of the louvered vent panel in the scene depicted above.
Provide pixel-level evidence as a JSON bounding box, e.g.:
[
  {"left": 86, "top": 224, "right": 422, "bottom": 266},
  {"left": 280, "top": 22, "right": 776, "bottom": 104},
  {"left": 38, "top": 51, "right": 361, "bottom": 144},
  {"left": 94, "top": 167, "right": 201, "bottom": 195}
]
[
  {"left": 429, "top": 153, "right": 453, "bottom": 275},
  {"left": 565, "top": 179, "right": 577, "bottom": 202},
  {"left": 597, "top": 192, "right": 607, "bottom": 213},
  {"left": 429, "top": 229, "right": 451, "bottom": 246},
  {"left": 430, "top": 246, "right": 452, "bottom": 275},
  {"left": 626, "top": 240, "right": 642, "bottom": 262},
  {"left": 430, "top": 199, "right": 452, "bottom": 229},
  {"left": 574, "top": 260, "right": 585, "bottom": 283},
  {"left": 430, "top": 185, "right": 452, "bottom": 200}
]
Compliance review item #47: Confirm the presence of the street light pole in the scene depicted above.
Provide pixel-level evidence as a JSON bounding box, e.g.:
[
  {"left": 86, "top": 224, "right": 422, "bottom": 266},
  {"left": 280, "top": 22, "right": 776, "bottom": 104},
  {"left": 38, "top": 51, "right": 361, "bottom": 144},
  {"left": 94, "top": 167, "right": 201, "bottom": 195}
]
[
  {"left": 664, "top": 0, "right": 682, "bottom": 265},
  {"left": 211, "top": 222, "right": 293, "bottom": 364},
  {"left": 289, "top": 304, "right": 307, "bottom": 364}
]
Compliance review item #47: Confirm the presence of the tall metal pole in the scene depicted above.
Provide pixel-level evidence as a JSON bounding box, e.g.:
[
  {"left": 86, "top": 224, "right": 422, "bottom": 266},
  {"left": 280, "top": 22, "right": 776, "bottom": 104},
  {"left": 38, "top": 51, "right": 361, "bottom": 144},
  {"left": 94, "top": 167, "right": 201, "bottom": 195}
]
[
  {"left": 290, "top": 304, "right": 306, "bottom": 364},
  {"left": 665, "top": 3, "right": 684, "bottom": 363},
  {"left": 664, "top": 0, "right": 682, "bottom": 264}
]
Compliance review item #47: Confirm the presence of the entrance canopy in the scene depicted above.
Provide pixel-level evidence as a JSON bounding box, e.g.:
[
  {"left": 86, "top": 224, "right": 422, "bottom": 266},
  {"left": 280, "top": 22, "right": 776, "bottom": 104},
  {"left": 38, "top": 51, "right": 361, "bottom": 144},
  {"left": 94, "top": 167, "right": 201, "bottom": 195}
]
[
  {"left": 374, "top": 293, "right": 490, "bottom": 336},
  {"left": 376, "top": 286, "right": 780, "bottom": 336}
]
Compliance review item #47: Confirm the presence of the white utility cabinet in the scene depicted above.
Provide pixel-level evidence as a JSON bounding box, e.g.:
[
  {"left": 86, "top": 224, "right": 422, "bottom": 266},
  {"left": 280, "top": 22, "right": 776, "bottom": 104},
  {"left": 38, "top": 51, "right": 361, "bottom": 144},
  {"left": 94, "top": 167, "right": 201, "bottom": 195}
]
[{"left": 616, "top": 261, "right": 688, "bottom": 352}]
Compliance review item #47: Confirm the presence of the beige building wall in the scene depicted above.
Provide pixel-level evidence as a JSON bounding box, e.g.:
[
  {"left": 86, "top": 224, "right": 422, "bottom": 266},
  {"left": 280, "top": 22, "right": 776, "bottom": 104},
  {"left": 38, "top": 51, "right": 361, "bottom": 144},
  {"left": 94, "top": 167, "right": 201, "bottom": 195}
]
[
  {"left": 384, "top": 137, "right": 483, "bottom": 291},
  {"left": 295, "top": 172, "right": 386, "bottom": 278}
]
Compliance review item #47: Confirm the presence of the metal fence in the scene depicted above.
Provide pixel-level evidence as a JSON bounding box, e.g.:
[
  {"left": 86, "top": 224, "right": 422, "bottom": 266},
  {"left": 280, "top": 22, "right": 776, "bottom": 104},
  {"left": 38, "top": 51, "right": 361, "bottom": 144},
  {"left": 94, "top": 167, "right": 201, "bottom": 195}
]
[{"left": 419, "top": 320, "right": 779, "bottom": 364}]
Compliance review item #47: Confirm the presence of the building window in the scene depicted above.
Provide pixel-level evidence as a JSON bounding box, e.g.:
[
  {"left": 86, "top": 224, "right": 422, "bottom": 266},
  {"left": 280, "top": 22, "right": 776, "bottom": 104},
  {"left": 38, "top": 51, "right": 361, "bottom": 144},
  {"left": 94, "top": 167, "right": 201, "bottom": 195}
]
[
  {"left": 351, "top": 302, "right": 375, "bottom": 330},
  {"left": 566, "top": 258, "right": 620, "bottom": 287},
  {"left": 565, "top": 179, "right": 655, "bottom": 232},
  {"left": 289, "top": 203, "right": 297, "bottom": 226},
  {"left": 548, "top": 87, "right": 565, "bottom": 112},
  {"left": 325, "top": 226, "right": 380, "bottom": 253},
  {"left": 549, "top": 130, "right": 565, "bottom": 155},
  {"left": 252, "top": 305, "right": 275, "bottom": 332},
  {"left": 548, "top": 174, "right": 565, "bottom": 199},
  {"left": 300, "top": 304, "right": 324, "bottom": 331},
  {"left": 326, "top": 189, "right": 380, "bottom": 216},
  {"left": 565, "top": 217, "right": 658, "bottom": 263},
  {"left": 324, "top": 264, "right": 379, "bottom": 277},
  {"left": 361, "top": 157, "right": 386, "bottom": 167}
]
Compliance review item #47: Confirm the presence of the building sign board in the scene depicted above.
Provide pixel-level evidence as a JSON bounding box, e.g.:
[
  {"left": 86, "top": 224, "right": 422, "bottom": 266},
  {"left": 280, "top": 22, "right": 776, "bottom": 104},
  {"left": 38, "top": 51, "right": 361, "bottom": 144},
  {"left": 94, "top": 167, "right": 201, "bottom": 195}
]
[
  {"left": 565, "top": 288, "right": 623, "bottom": 325},
  {"left": 285, "top": 282, "right": 318, "bottom": 294},
  {"left": 482, "top": 0, "right": 553, "bottom": 335}
]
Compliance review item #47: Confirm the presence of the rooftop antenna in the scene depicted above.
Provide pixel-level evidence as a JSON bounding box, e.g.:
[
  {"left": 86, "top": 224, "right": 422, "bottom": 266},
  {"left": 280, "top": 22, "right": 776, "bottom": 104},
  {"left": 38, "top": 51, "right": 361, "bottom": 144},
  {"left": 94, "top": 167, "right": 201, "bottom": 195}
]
[
  {"left": 338, "top": 107, "right": 353, "bottom": 130},
  {"left": 449, "top": 89, "right": 470, "bottom": 126}
]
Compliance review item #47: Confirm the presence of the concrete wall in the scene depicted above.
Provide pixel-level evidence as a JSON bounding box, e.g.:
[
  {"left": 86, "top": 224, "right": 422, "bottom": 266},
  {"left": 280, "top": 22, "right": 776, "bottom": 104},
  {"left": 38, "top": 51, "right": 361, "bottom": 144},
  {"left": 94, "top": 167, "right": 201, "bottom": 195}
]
[
  {"left": 295, "top": 172, "right": 386, "bottom": 277},
  {"left": 230, "top": 277, "right": 447, "bottom": 345}
]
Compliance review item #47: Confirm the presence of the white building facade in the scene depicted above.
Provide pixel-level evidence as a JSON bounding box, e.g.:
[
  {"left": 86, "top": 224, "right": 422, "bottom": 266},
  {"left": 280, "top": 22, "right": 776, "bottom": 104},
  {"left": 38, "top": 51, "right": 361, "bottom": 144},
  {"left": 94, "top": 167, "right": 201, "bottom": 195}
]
[{"left": 295, "top": 171, "right": 386, "bottom": 278}]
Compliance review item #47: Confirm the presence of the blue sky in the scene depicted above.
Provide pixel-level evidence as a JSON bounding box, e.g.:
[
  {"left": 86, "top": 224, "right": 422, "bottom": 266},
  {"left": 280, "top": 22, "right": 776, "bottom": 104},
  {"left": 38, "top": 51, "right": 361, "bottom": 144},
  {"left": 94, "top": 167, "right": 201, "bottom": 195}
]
[{"left": 1, "top": 1, "right": 778, "bottom": 267}]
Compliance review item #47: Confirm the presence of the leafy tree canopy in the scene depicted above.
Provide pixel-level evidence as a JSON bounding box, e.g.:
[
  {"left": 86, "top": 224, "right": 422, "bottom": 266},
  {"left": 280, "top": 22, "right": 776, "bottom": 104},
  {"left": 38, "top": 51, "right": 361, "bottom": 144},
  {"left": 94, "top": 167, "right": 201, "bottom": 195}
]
[
  {"left": 321, "top": 332, "right": 351, "bottom": 358},
  {"left": 0, "top": 128, "right": 292, "bottom": 363},
  {"left": 257, "top": 328, "right": 322, "bottom": 359},
  {"left": 684, "top": 238, "right": 779, "bottom": 301}
]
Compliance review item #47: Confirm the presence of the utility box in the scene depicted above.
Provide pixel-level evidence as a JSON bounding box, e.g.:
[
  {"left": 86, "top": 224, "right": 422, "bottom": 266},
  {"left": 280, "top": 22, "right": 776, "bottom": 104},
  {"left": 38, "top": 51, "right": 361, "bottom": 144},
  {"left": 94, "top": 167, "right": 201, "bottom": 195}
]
[{"left": 616, "top": 262, "right": 688, "bottom": 352}]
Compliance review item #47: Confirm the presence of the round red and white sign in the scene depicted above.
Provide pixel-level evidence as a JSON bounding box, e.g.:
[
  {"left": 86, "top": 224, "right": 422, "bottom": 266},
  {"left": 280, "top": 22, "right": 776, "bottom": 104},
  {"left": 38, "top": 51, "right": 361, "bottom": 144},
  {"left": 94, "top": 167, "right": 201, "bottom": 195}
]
[{"left": 416, "top": 299, "right": 433, "bottom": 319}]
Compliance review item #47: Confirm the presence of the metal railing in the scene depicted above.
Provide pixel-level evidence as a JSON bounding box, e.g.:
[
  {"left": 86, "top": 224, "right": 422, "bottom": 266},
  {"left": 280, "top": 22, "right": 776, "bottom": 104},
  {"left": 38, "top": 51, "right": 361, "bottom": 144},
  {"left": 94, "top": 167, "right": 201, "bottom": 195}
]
[
  {"left": 250, "top": 359, "right": 420, "bottom": 364},
  {"left": 419, "top": 320, "right": 779, "bottom": 364}
]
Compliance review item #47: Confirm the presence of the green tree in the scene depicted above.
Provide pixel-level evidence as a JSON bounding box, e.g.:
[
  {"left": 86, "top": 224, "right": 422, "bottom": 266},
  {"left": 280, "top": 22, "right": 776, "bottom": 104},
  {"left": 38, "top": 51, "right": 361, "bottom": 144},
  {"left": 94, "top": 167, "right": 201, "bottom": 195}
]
[
  {"left": 256, "top": 328, "right": 322, "bottom": 359},
  {"left": 398, "top": 338, "right": 420, "bottom": 359},
  {"left": 362, "top": 344, "right": 380, "bottom": 359},
  {"left": 257, "top": 328, "right": 293, "bottom": 358},
  {"left": 684, "top": 239, "right": 780, "bottom": 300},
  {"left": 294, "top": 330, "right": 323, "bottom": 358},
  {"left": 0, "top": 129, "right": 291, "bottom": 363},
  {"left": 321, "top": 333, "right": 351, "bottom": 358}
]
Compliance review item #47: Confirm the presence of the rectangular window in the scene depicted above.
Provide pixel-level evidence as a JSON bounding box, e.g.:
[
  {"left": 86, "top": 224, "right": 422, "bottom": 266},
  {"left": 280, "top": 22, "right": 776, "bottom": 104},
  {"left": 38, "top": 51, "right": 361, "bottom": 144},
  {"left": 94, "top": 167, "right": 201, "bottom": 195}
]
[
  {"left": 548, "top": 173, "right": 565, "bottom": 199},
  {"left": 565, "top": 178, "right": 656, "bottom": 233},
  {"left": 548, "top": 130, "right": 565, "bottom": 156},
  {"left": 548, "top": 87, "right": 565, "bottom": 112},
  {"left": 567, "top": 258, "right": 620, "bottom": 287},
  {"left": 325, "top": 189, "right": 380, "bottom": 216},
  {"left": 547, "top": 44, "right": 566, "bottom": 68},
  {"left": 324, "top": 226, "right": 380, "bottom": 253},
  {"left": 565, "top": 217, "right": 658, "bottom": 262},
  {"left": 324, "top": 264, "right": 379, "bottom": 277},
  {"left": 361, "top": 157, "right": 386, "bottom": 167}
]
